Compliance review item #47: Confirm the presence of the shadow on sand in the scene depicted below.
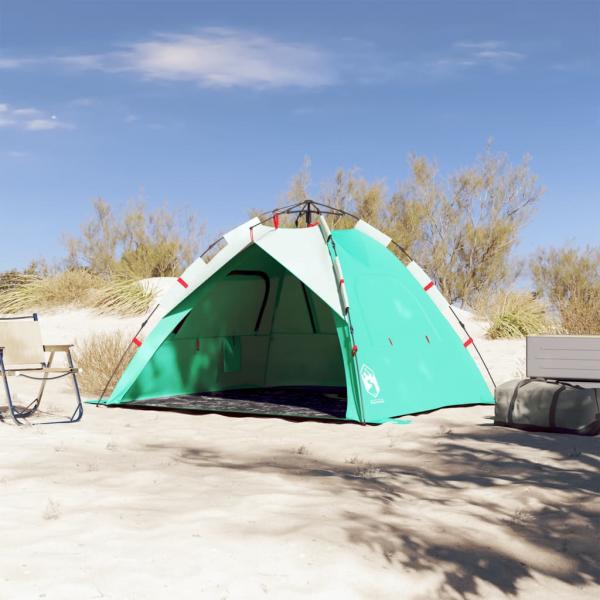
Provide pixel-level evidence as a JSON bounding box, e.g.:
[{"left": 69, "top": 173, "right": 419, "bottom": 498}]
[{"left": 144, "top": 423, "right": 599, "bottom": 597}]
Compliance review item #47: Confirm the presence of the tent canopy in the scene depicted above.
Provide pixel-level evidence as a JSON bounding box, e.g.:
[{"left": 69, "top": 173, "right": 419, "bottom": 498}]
[{"left": 98, "top": 210, "right": 493, "bottom": 424}]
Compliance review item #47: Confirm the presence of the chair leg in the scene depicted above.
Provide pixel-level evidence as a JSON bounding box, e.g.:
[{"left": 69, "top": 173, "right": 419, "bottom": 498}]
[
  {"left": 0, "top": 356, "right": 25, "bottom": 425},
  {"left": 29, "top": 353, "right": 83, "bottom": 425},
  {"left": 66, "top": 349, "right": 83, "bottom": 423},
  {"left": 30, "top": 351, "right": 55, "bottom": 416},
  {"left": 0, "top": 351, "right": 83, "bottom": 426},
  {"left": 4, "top": 351, "right": 55, "bottom": 421},
  {"left": 28, "top": 349, "right": 82, "bottom": 425}
]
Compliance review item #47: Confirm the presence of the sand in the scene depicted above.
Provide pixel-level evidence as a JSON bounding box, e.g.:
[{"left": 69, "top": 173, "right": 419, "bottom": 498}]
[{"left": 1, "top": 307, "right": 598, "bottom": 599}]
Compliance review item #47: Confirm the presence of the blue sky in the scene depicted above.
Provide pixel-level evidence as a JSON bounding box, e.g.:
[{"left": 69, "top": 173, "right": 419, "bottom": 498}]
[{"left": 0, "top": 0, "right": 598, "bottom": 271}]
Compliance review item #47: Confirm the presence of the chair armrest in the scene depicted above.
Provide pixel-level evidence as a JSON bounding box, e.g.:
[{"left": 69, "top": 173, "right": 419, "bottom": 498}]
[{"left": 43, "top": 344, "right": 74, "bottom": 352}]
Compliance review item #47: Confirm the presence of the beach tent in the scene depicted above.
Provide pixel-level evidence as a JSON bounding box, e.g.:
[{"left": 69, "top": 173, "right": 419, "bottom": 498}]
[{"left": 97, "top": 201, "right": 494, "bottom": 424}]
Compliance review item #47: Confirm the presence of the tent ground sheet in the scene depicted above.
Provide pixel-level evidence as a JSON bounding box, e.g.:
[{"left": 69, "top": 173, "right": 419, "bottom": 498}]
[{"left": 120, "top": 386, "right": 347, "bottom": 420}]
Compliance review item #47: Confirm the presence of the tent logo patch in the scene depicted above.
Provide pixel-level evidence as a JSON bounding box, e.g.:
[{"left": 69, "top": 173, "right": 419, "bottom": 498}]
[{"left": 360, "top": 364, "right": 381, "bottom": 400}]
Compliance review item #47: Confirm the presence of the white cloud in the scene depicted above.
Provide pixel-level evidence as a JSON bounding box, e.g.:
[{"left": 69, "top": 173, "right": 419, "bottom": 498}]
[
  {"left": 0, "top": 103, "right": 70, "bottom": 131},
  {"left": 476, "top": 50, "right": 524, "bottom": 62},
  {"left": 0, "top": 32, "right": 527, "bottom": 90},
  {"left": 454, "top": 41, "right": 503, "bottom": 50},
  {"left": 435, "top": 40, "right": 525, "bottom": 73},
  {"left": 0, "top": 57, "right": 35, "bottom": 69},
  {"left": 11, "top": 107, "right": 42, "bottom": 117},
  {"left": 25, "top": 118, "right": 62, "bottom": 130},
  {"left": 61, "top": 28, "right": 337, "bottom": 88},
  {"left": 59, "top": 54, "right": 104, "bottom": 69}
]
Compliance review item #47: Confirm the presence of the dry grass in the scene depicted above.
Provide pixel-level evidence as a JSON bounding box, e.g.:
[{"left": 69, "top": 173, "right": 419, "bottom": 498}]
[
  {"left": 0, "top": 270, "right": 32, "bottom": 293},
  {"left": 89, "top": 277, "right": 155, "bottom": 316},
  {"left": 484, "top": 292, "right": 553, "bottom": 339},
  {"left": 74, "top": 331, "right": 136, "bottom": 397},
  {"left": 560, "top": 288, "right": 600, "bottom": 335},
  {"left": 0, "top": 270, "right": 154, "bottom": 316},
  {"left": 0, "top": 270, "right": 102, "bottom": 314}
]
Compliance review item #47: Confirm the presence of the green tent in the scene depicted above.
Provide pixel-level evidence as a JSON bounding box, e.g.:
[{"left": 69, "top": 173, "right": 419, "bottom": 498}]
[{"left": 97, "top": 204, "right": 493, "bottom": 424}]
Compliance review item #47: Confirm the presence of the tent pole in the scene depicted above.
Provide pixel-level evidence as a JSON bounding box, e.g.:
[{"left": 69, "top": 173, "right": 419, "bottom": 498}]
[
  {"left": 447, "top": 304, "right": 497, "bottom": 389},
  {"left": 317, "top": 217, "right": 367, "bottom": 424}
]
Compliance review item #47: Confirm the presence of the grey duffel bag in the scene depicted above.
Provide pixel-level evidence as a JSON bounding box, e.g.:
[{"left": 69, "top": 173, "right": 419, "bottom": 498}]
[{"left": 495, "top": 379, "right": 600, "bottom": 435}]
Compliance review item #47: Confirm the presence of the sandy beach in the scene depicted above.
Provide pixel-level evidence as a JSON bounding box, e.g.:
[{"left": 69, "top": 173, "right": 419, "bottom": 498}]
[
  {"left": 0, "top": 308, "right": 598, "bottom": 599},
  {"left": 3, "top": 1, "right": 599, "bottom": 596}
]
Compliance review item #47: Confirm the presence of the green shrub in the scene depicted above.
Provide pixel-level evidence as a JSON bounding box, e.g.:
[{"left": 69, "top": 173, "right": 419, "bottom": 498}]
[
  {"left": 65, "top": 198, "right": 204, "bottom": 278},
  {"left": 559, "top": 287, "right": 600, "bottom": 335},
  {"left": 283, "top": 145, "right": 543, "bottom": 306},
  {"left": 531, "top": 246, "right": 600, "bottom": 335},
  {"left": 485, "top": 292, "right": 552, "bottom": 339}
]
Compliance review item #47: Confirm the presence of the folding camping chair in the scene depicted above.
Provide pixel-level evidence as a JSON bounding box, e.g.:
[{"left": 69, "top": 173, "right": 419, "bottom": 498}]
[{"left": 0, "top": 314, "right": 83, "bottom": 425}]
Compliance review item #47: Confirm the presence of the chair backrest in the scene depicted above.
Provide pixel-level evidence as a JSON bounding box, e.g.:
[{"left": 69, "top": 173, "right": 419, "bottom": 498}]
[{"left": 0, "top": 317, "right": 45, "bottom": 366}]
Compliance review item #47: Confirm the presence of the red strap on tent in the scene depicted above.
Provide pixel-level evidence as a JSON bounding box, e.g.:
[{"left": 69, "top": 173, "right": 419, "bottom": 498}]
[
  {"left": 196, "top": 339, "right": 200, "bottom": 351},
  {"left": 177, "top": 277, "right": 189, "bottom": 289},
  {"left": 424, "top": 281, "right": 434, "bottom": 292},
  {"left": 273, "top": 214, "right": 279, "bottom": 229},
  {"left": 132, "top": 337, "right": 142, "bottom": 347},
  {"left": 351, "top": 344, "right": 358, "bottom": 356},
  {"left": 339, "top": 278, "right": 345, "bottom": 286},
  {"left": 308, "top": 222, "right": 318, "bottom": 227},
  {"left": 463, "top": 337, "right": 474, "bottom": 348}
]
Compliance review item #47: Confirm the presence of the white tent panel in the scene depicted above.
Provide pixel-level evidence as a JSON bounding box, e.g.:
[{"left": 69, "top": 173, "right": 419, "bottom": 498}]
[
  {"left": 354, "top": 220, "right": 391, "bottom": 247},
  {"left": 256, "top": 226, "right": 343, "bottom": 316},
  {"left": 224, "top": 216, "right": 260, "bottom": 245}
]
